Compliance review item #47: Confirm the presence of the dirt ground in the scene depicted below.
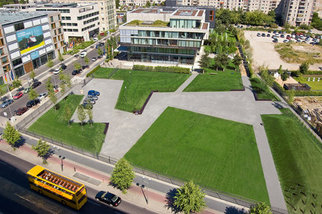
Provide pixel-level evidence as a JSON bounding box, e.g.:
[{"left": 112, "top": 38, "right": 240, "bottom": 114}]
[{"left": 244, "top": 31, "right": 322, "bottom": 71}]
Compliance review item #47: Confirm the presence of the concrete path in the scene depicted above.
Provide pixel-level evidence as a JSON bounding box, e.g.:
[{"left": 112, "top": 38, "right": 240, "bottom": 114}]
[
  {"left": 71, "top": 75, "right": 287, "bottom": 211},
  {"left": 174, "top": 73, "right": 198, "bottom": 93}
]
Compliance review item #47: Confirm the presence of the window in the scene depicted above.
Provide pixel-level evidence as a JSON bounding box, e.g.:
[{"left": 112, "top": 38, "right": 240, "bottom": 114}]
[
  {"left": 50, "top": 16, "right": 54, "bottom": 22},
  {"left": 12, "top": 58, "right": 22, "bottom": 67},
  {"left": 14, "top": 22, "right": 24, "bottom": 31}
]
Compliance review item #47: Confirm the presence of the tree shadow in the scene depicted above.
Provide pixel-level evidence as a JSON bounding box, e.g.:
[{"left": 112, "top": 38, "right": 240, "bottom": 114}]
[
  {"left": 14, "top": 136, "right": 25, "bottom": 149},
  {"left": 225, "top": 206, "right": 247, "bottom": 214},
  {"left": 165, "top": 188, "right": 181, "bottom": 213},
  {"left": 43, "top": 148, "right": 55, "bottom": 161}
]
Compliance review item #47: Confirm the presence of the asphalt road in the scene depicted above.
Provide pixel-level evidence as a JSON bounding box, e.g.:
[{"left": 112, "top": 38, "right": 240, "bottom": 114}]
[
  {"left": 0, "top": 150, "right": 156, "bottom": 214},
  {"left": 0, "top": 45, "right": 105, "bottom": 118}
]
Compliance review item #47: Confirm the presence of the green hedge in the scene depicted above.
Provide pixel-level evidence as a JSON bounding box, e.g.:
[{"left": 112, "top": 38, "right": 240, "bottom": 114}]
[
  {"left": 132, "top": 65, "right": 190, "bottom": 74},
  {"left": 86, "top": 65, "right": 101, "bottom": 77},
  {"left": 293, "top": 90, "right": 322, "bottom": 96}
]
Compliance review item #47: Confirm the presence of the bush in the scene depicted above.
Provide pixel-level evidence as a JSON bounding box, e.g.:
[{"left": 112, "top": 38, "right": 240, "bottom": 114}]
[
  {"left": 86, "top": 65, "right": 101, "bottom": 77},
  {"left": 293, "top": 90, "right": 322, "bottom": 96},
  {"left": 132, "top": 65, "right": 190, "bottom": 74}
]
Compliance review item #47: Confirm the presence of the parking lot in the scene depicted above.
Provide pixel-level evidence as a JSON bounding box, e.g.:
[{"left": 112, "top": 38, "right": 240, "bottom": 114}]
[{"left": 244, "top": 31, "right": 322, "bottom": 71}]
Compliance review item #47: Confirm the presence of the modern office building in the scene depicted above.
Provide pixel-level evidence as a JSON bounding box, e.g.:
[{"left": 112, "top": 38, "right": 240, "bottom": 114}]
[
  {"left": 27, "top": 3, "right": 100, "bottom": 42},
  {"left": 280, "top": 0, "right": 317, "bottom": 26},
  {"left": 119, "top": 8, "right": 209, "bottom": 64},
  {"left": 51, "top": 0, "right": 116, "bottom": 32},
  {"left": 120, "top": 0, "right": 163, "bottom": 7},
  {"left": 0, "top": 11, "right": 62, "bottom": 83}
]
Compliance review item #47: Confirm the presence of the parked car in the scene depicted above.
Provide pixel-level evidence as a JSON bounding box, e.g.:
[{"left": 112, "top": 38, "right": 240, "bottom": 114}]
[
  {"left": 273, "top": 39, "right": 278, "bottom": 43},
  {"left": 13, "top": 92, "right": 23, "bottom": 100},
  {"left": 261, "top": 33, "right": 265, "bottom": 37},
  {"left": 17, "top": 87, "right": 24, "bottom": 92},
  {"left": 266, "top": 34, "right": 270, "bottom": 37},
  {"left": 32, "top": 81, "right": 41, "bottom": 89},
  {"left": 60, "top": 63, "right": 67, "bottom": 70},
  {"left": 74, "top": 54, "right": 79, "bottom": 58},
  {"left": 0, "top": 99, "right": 13, "bottom": 108},
  {"left": 80, "top": 51, "right": 87, "bottom": 58},
  {"left": 281, "top": 34, "right": 285, "bottom": 38},
  {"left": 85, "top": 97, "right": 96, "bottom": 104},
  {"left": 72, "top": 69, "right": 81, "bottom": 75},
  {"left": 53, "top": 68, "right": 60, "bottom": 75},
  {"left": 88, "top": 90, "right": 100, "bottom": 96},
  {"left": 97, "top": 55, "right": 103, "bottom": 59},
  {"left": 82, "top": 102, "right": 93, "bottom": 109},
  {"left": 87, "top": 95, "right": 98, "bottom": 100},
  {"left": 95, "top": 191, "right": 121, "bottom": 207},
  {"left": 92, "top": 57, "right": 97, "bottom": 61},
  {"left": 26, "top": 99, "right": 40, "bottom": 108},
  {"left": 93, "top": 37, "right": 98, "bottom": 42},
  {"left": 15, "top": 107, "right": 28, "bottom": 116},
  {"left": 24, "top": 87, "right": 31, "bottom": 94},
  {"left": 38, "top": 92, "right": 48, "bottom": 100},
  {"left": 257, "top": 33, "right": 261, "bottom": 37},
  {"left": 283, "top": 39, "right": 289, "bottom": 43},
  {"left": 82, "top": 65, "right": 89, "bottom": 69}
]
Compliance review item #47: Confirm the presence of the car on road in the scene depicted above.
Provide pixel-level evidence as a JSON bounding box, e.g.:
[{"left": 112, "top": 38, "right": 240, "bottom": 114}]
[
  {"left": 17, "top": 87, "right": 24, "bottom": 92},
  {"left": 82, "top": 65, "right": 89, "bottom": 70},
  {"left": 60, "top": 64, "right": 67, "bottom": 70},
  {"left": 26, "top": 99, "right": 40, "bottom": 108},
  {"left": 74, "top": 54, "right": 79, "bottom": 58},
  {"left": 95, "top": 191, "right": 121, "bottom": 207},
  {"left": 53, "top": 68, "right": 60, "bottom": 75},
  {"left": 24, "top": 87, "right": 31, "bottom": 94},
  {"left": 80, "top": 51, "right": 87, "bottom": 58},
  {"left": 93, "top": 38, "right": 98, "bottom": 42},
  {"left": 13, "top": 92, "right": 23, "bottom": 100},
  {"left": 88, "top": 90, "right": 100, "bottom": 96},
  {"left": 72, "top": 69, "right": 81, "bottom": 75},
  {"left": 32, "top": 81, "right": 41, "bottom": 89},
  {"left": 92, "top": 57, "right": 97, "bottom": 61},
  {"left": 15, "top": 107, "right": 28, "bottom": 116},
  {"left": 1, "top": 99, "right": 13, "bottom": 108},
  {"left": 38, "top": 92, "right": 48, "bottom": 100}
]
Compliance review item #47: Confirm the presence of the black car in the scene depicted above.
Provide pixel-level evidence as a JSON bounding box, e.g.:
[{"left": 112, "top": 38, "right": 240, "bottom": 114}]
[
  {"left": 266, "top": 34, "right": 270, "bottom": 37},
  {"left": 257, "top": 33, "right": 261, "bottom": 37},
  {"left": 95, "top": 191, "right": 121, "bottom": 207},
  {"left": 60, "top": 63, "right": 67, "bottom": 70},
  {"left": 273, "top": 39, "right": 278, "bottom": 43},
  {"left": 261, "top": 33, "right": 265, "bottom": 37},
  {"left": 26, "top": 99, "right": 40, "bottom": 108},
  {"left": 15, "top": 107, "right": 28, "bottom": 116},
  {"left": 82, "top": 65, "right": 89, "bottom": 69},
  {"left": 72, "top": 69, "right": 81, "bottom": 75},
  {"left": 32, "top": 81, "right": 41, "bottom": 89}
]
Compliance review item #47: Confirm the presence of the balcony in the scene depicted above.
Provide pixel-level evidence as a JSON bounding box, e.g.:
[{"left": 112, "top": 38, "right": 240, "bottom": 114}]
[{"left": 126, "top": 20, "right": 169, "bottom": 27}]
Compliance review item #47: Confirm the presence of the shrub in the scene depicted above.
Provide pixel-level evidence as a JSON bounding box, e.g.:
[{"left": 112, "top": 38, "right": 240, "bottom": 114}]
[
  {"left": 293, "top": 90, "right": 322, "bottom": 96},
  {"left": 132, "top": 65, "right": 190, "bottom": 74}
]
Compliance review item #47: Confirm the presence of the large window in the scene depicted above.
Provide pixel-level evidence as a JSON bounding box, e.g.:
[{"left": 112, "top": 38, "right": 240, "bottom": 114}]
[
  {"left": 14, "top": 22, "right": 24, "bottom": 31},
  {"left": 14, "top": 66, "right": 24, "bottom": 77},
  {"left": 12, "top": 58, "right": 22, "bottom": 67}
]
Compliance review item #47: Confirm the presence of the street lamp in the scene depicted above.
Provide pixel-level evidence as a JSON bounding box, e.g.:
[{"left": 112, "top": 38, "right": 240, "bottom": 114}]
[{"left": 59, "top": 155, "right": 65, "bottom": 171}]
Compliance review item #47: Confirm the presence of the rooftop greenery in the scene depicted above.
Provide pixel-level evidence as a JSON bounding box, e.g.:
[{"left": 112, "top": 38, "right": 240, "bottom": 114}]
[{"left": 126, "top": 20, "right": 169, "bottom": 27}]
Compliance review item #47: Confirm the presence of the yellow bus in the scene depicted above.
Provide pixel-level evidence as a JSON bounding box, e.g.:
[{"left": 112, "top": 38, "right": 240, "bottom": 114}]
[{"left": 27, "top": 165, "right": 87, "bottom": 210}]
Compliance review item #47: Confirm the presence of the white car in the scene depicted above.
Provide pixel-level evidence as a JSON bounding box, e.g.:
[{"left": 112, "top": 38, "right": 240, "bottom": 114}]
[
  {"left": 38, "top": 92, "right": 48, "bottom": 100},
  {"left": 93, "top": 38, "right": 98, "bottom": 42},
  {"left": 53, "top": 68, "right": 60, "bottom": 75},
  {"left": 80, "top": 51, "right": 87, "bottom": 58}
]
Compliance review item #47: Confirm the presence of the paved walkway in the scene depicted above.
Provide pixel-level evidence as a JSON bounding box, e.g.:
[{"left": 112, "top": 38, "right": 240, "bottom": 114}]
[{"left": 175, "top": 73, "right": 198, "bottom": 93}]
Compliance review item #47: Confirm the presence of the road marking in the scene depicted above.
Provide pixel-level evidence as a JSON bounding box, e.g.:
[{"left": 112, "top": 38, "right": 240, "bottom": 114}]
[
  {"left": 14, "top": 193, "right": 57, "bottom": 214},
  {"left": 15, "top": 193, "right": 33, "bottom": 203}
]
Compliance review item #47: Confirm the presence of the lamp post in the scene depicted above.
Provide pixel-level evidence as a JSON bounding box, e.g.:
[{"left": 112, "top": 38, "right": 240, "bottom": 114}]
[{"left": 59, "top": 155, "right": 65, "bottom": 171}]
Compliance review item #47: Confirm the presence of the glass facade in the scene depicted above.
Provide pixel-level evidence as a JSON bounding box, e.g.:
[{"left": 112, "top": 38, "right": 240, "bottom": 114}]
[
  {"left": 129, "top": 53, "right": 194, "bottom": 64},
  {"left": 131, "top": 38, "right": 201, "bottom": 48},
  {"left": 130, "top": 47, "right": 195, "bottom": 55},
  {"left": 170, "top": 19, "right": 200, "bottom": 29}
]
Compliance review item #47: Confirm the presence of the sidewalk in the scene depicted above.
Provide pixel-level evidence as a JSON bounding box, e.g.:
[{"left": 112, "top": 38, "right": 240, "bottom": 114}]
[{"left": 0, "top": 136, "right": 247, "bottom": 214}]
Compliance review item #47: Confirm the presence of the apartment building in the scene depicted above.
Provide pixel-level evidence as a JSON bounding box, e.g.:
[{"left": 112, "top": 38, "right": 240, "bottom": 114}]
[
  {"left": 119, "top": 8, "right": 209, "bottom": 64},
  {"left": 281, "top": 0, "right": 317, "bottom": 26},
  {"left": 0, "top": 11, "right": 60, "bottom": 83},
  {"left": 51, "top": 0, "right": 116, "bottom": 32},
  {"left": 120, "top": 0, "right": 163, "bottom": 7},
  {"left": 30, "top": 3, "right": 100, "bottom": 42}
]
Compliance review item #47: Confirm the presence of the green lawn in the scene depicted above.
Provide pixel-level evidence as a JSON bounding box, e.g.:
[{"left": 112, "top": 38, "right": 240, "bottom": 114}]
[
  {"left": 184, "top": 68, "right": 243, "bottom": 92},
  {"left": 92, "top": 67, "right": 116, "bottom": 78},
  {"left": 125, "top": 107, "right": 269, "bottom": 203},
  {"left": 93, "top": 68, "right": 190, "bottom": 112},
  {"left": 28, "top": 95, "right": 105, "bottom": 153},
  {"left": 250, "top": 78, "right": 279, "bottom": 101},
  {"left": 262, "top": 109, "right": 322, "bottom": 213},
  {"left": 294, "top": 76, "right": 322, "bottom": 91}
]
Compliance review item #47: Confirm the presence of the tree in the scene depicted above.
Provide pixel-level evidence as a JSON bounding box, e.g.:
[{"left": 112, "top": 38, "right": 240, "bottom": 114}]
[
  {"left": 49, "top": 91, "right": 57, "bottom": 108},
  {"left": 97, "top": 48, "right": 103, "bottom": 56},
  {"left": 145, "top": 0, "right": 151, "bottom": 8},
  {"left": 232, "top": 54, "right": 242, "bottom": 71},
  {"left": 77, "top": 105, "right": 86, "bottom": 125},
  {"left": 74, "top": 62, "right": 81, "bottom": 71},
  {"left": 115, "top": 0, "right": 120, "bottom": 9},
  {"left": 278, "top": 65, "right": 283, "bottom": 74},
  {"left": 299, "top": 62, "right": 309, "bottom": 74},
  {"left": 32, "top": 139, "right": 50, "bottom": 164},
  {"left": 84, "top": 56, "right": 89, "bottom": 65},
  {"left": 63, "top": 105, "right": 72, "bottom": 124},
  {"left": 46, "top": 77, "right": 54, "bottom": 94},
  {"left": 86, "top": 108, "right": 93, "bottom": 124},
  {"left": 28, "top": 88, "right": 38, "bottom": 100},
  {"left": 58, "top": 52, "right": 64, "bottom": 61},
  {"left": 173, "top": 181, "right": 206, "bottom": 214},
  {"left": 59, "top": 73, "right": 71, "bottom": 93},
  {"left": 199, "top": 54, "right": 211, "bottom": 68},
  {"left": 249, "top": 202, "right": 272, "bottom": 214},
  {"left": 281, "top": 71, "right": 289, "bottom": 81},
  {"left": 47, "top": 58, "right": 54, "bottom": 68},
  {"left": 111, "top": 158, "right": 135, "bottom": 193},
  {"left": 12, "top": 79, "right": 22, "bottom": 88},
  {"left": 3, "top": 122, "right": 21, "bottom": 150},
  {"left": 287, "top": 89, "right": 295, "bottom": 104},
  {"left": 311, "top": 12, "right": 322, "bottom": 30},
  {"left": 29, "top": 70, "right": 36, "bottom": 81},
  {"left": 213, "top": 53, "right": 228, "bottom": 71}
]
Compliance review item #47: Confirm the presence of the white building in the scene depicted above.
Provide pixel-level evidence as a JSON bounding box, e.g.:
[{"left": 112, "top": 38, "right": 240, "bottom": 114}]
[
  {"left": 281, "top": 0, "right": 317, "bottom": 26},
  {"left": 30, "top": 3, "right": 100, "bottom": 42}
]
